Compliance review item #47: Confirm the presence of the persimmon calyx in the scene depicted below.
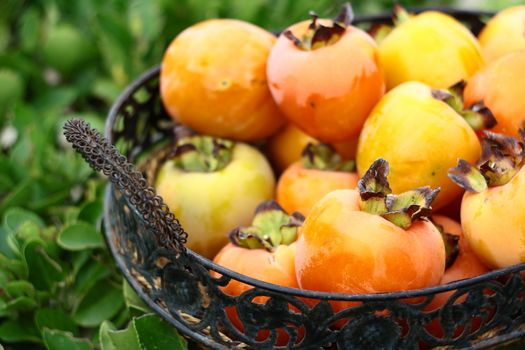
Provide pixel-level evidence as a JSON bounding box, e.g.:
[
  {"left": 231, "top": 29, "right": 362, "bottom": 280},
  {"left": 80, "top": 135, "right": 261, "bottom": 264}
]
[
  {"left": 449, "top": 131, "right": 525, "bottom": 191},
  {"left": 302, "top": 143, "right": 355, "bottom": 172},
  {"left": 392, "top": 4, "right": 412, "bottom": 26},
  {"left": 429, "top": 217, "right": 460, "bottom": 269},
  {"left": 431, "top": 81, "right": 497, "bottom": 131},
  {"left": 283, "top": 2, "right": 353, "bottom": 51},
  {"left": 229, "top": 200, "right": 304, "bottom": 252},
  {"left": 358, "top": 159, "right": 440, "bottom": 229},
  {"left": 368, "top": 23, "right": 392, "bottom": 44},
  {"left": 170, "top": 126, "right": 234, "bottom": 172}
]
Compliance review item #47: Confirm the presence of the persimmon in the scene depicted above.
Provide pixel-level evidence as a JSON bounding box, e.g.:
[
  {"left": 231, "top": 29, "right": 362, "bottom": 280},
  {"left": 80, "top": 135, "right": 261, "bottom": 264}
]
[
  {"left": 465, "top": 51, "right": 525, "bottom": 137},
  {"left": 155, "top": 128, "right": 275, "bottom": 259},
  {"left": 276, "top": 143, "right": 358, "bottom": 216},
  {"left": 267, "top": 124, "right": 358, "bottom": 174},
  {"left": 449, "top": 131, "right": 525, "bottom": 269},
  {"left": 266, "top": 4, "right": 384, "bottom": 143},
  {"left": 213, "top": 201, "right": 304, "bottom": 345},
  {"left": 356, "top": 81, "right": 484, "bottom": 210},
  {"left": 378, "top": 6, "right": 484, "bottom": 90},
  {"left": 295, "top": 159, "right": 445, "bottom": 312},
  {"left": 478, "top": 6, "right": 525, "bottom": 63},
  {"left": 267, "top": 124, "right": 317, "bottom": 173},
  {"left": 160, "top": 19, "right": 285, "bottom": 141}
]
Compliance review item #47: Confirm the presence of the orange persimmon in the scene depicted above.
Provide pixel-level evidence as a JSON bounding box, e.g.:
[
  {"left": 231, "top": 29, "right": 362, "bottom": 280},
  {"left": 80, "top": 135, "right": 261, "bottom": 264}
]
[
  {"left": 266, "top": 4, "right": 384, "bottom": 143},
  {"left": 295, "top": 159, "right": 445, "bottom": 313},
  {"left": 276, "top": 143, "right": 358, "bottom": 216},
  {"left": 213, "top": 201, "right": 304, "bottom": 345},
  {"left": 464, "top": 51, "right": 525, "bottom": 137},
  {"left": 425, "top": 215, "right": 489, "bottom": 338},
  {"left": 160, "top": 19, "right": 285, "bottom": 141}
]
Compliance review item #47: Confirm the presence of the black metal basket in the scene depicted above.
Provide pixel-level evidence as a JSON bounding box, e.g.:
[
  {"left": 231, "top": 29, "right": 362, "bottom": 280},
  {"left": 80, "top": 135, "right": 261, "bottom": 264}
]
[{"left": 65, "top": 8, "right": 525, "bottom": 350}]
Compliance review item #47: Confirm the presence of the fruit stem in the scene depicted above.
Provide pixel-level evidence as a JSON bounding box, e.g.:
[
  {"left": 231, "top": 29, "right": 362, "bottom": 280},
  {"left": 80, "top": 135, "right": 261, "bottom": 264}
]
[
  {"left": 170, "top": 126, "right": 235, "bottom": 172},
  {"left": 431, "top": 81, "right": 497, "bottom": 132},
  {"left": 448, "top": 130, "right": 525, "bottom": 192},
  {"left": 283, "top": 2, "right": 353, "bottom": 51},
  {"left": 229, "top": 200, "right": 304, "bottom": 252},
  {"left": 302, "top": 143, "right": 355, "bottom": 172},
  {"left": 358, "top": 159, "right": 440, "bottom": 229}
]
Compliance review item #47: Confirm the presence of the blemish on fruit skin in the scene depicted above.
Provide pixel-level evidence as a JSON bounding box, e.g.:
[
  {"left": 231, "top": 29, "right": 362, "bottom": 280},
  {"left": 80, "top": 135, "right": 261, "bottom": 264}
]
[{"left": 309, "top": 101, "right": 316, "bottom": 109}]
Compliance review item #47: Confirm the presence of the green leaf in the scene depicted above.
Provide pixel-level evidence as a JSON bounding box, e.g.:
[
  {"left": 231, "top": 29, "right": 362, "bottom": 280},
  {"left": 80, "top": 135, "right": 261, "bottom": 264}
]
[
  {"left": 57, "top": 222, "right": 105, "bottom": 251},
  {"left": 73, "top": 279, "right": 124, "bottom": 327},
  {"left": 19, "top": 7, "right": 40, "bottom": 52},
  {"left": 42, "top": 329, "right": 92, "bottom": 350},
  {"left": 35, "top": 308, "right": 79, "bottom": 336},
  {"left": 4, "top": 296, "right": 38, "bottom": 312},
  {"left": 0, "top": 179, "right": 34, "bottom": 218},
  {"left": 99, "top": 321, "right": 140, "bottom": 350},
  {"left": 24, "top": 240, "right": 64, "bottom": 290},
  {"left": 77, "top": 201, "right": 103, "bottom": 226},
  {"left": 5, "top": 280, "right": 35, "bottom": 298},
  {"left": 0, "top": 318, "right": 41, "bottom": 343},
  {"left": 133, "top": 313, "right": 187, "bottom": 350},
  {"left": 74, "top": 259, "right": 111, "bottom": 298},
  {"left": 0, "top": 253, "right": 27, "bottom": 279},
  {"left": 123, "top": 280, "right": 149, "bottom": 315}
]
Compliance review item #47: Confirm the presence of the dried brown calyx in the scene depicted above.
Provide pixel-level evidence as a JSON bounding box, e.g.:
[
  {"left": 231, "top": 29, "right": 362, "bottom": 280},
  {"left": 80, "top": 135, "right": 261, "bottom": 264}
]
[
  {"left": 283, "top": 2, "right": 354, "bottom": 51},
  {"left": 229, "top": 200, "right": 304, "bottom": 252},
  {"left": 170, "top": 126, "right": 235, "bottom": 172},
  {"left": 431, "top": 81, "right": 497, "bottom": 131},
  {"left": 429, "top": 217, "right": 460, "bottom": 269},
  {"left": 449, "top": 130, "right": 525, "bottom": 192},
  {"left": 302, "top": 143, "right": 355, "bottom": 172},
  {"left": 358, "top": 158, "right": 440, "bottom": 229}
]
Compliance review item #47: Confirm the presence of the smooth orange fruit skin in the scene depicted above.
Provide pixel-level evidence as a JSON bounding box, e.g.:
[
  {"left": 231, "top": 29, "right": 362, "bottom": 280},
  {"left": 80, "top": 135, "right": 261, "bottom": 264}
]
[
  {"left": 295, "top": 190, "right": 445, "bottom": 312},
  {"left": 267, "top": 20, "right": 385, "bottom": 143},
  {"left": 357, "top": 82, "right": 481, "bottom": 210},
  {"left": 379, "top": 11, "right": 484, "bottom": 90},
  {"left": 160, "top": 19, "right": 286, "bottom": 141},
  {"left": 461, "top": 166, "right": 525, "bottom": 269},
  {"left": 213, "top": 243, "right": 300, "bottom": 345},
  {"left": 276, "top": 161, "right": 358, "bottom": 216},
  {"left": 478, "top": 6, "right": 525, "bottom": 63},
  {"left": 465, "top": 51, "right": 525, "bottom": 137},
  {"left": 267, "top": 124, "right": 317, "bottom": 174}
]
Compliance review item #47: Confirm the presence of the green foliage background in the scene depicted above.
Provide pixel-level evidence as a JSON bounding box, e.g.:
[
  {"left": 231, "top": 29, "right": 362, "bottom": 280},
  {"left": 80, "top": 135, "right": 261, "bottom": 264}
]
[{"left": 0, "top": 0, "right": 523, "bottom": 349}]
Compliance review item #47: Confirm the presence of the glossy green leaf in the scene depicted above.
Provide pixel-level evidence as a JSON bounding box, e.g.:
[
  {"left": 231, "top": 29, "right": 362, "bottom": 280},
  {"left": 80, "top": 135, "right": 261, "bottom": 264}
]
[
  {"left": 73, "top": 279, "right": 124, "bottom": 327},
  {"left": 123, "top": 280, "right": 149, "bottom": 314},
  {"left": 57, "top": 222, "right": 105, "bottom": 251},
  {"left": 0, "top": 318, "right": 41, "bottom": 343},
  {"left": 133, "top": 313, "right": 187, "bottom": 350},
  {"left": 42, "top": 329, "right": 92, "bottom": 350},
  {"left": 74, "top": 259, "right": 112, "bottom": 297},
  {"left": 35, "top": 308, "right": 79, "bottom": 336},
  {"left": 99, "top": 321, "right": 140, "bottom": 350},
  {"left": 24, "top": 239, "right": 64, "bottom": 290},
  {"left": 4, "top": 296, "right": 38, "bottom": 312},
  {"left": 5, "top": 280, "right": 35, "bottom": 298}
]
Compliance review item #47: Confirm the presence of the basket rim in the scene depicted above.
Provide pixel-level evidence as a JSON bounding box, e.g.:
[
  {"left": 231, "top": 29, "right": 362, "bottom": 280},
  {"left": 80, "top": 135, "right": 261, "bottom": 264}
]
[{"left": 103, "top": 6, "right": 525, "bottom": 302}]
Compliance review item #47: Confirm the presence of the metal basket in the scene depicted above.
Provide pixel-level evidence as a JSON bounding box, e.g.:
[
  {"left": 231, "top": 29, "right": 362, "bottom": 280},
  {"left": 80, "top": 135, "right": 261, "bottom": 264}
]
[{"left": 64, "top": 8, "right": 525, "bottom": 350}]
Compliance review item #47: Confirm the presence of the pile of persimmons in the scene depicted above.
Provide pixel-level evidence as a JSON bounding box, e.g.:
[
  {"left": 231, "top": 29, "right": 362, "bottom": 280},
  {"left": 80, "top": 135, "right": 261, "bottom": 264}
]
[{"left": 154, "top": 2, "right": 525, "bottom": 338}]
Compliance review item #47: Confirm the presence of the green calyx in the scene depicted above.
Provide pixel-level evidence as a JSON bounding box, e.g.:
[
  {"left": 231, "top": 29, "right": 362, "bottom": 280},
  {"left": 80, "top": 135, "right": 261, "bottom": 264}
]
[
  {"left": 449, "top": 130, "right": 525, "bottom": 192},
  {"left": 392, "top": 4, "right": 412, "bottom": 26},
  {"left": 170, "top": 126, "right": 235, "bottom": 172},
  {"left": 358, "top": 159, "right": 440, "bottom": 229},
  {"left": 229, "top": 200, "right": 304, "bottom": 252},
  {"left": 429, "top": 217, "right": 460, "bottom": 270},
  {"left": 431, "top": 81, "right": 497, "bottom": 132},
  {"left": 283, "top": 2, "right": 353, "bottom": 51},
  {"left": 302, "top": 143, "right": 355, "bottom": 172}
]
